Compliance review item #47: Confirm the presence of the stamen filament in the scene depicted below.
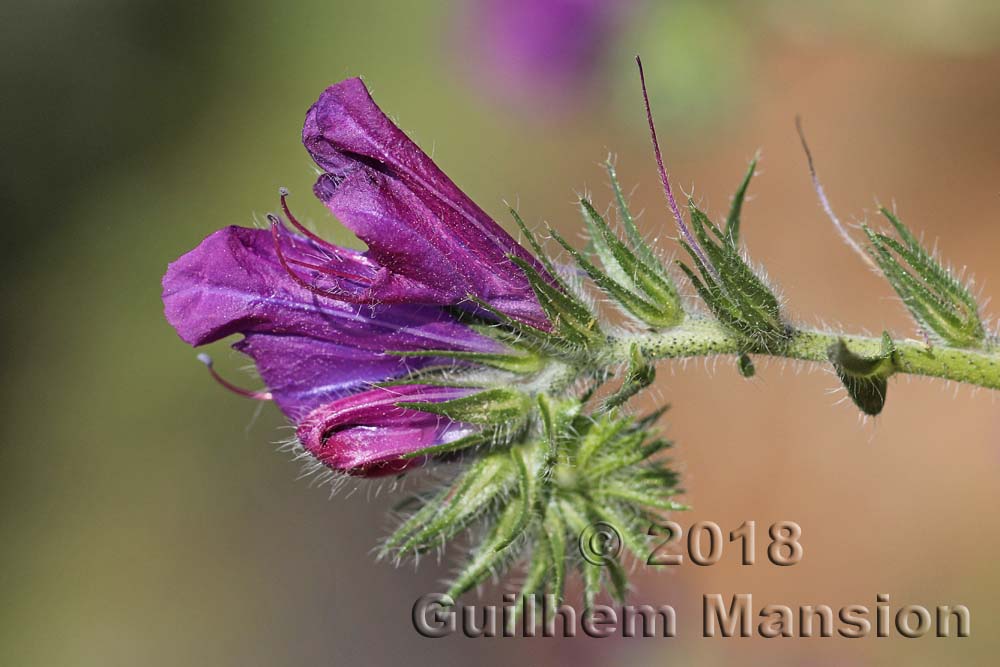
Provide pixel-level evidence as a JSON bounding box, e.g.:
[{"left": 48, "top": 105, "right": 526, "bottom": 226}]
[
  {"left": 279, "top": 187, "right": 333, "bottom": 249},
  {"left": 197, "top": 354, "right": 273, "bottom": 401},
  {"left": 269, "top": 215, "right": 366, "bottom": 303}
]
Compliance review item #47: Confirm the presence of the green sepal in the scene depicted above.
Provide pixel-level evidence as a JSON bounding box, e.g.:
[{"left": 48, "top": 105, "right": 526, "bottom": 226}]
[
  {"left": 374, "top": 364, "right": 486, "bottom": 388},
  {"left": 542, "top": 499, "right": 567, "bottom": 604},
  {"left": 446, "top": 498, "right": 527, "bottom": 599},
  {"left": 398, "top": 432, "right": 489, "bottom": 460},
  {"left": 678, "top": 201, "right": 787, "bottom": 349},
  {"left": 725, "top": 156, "right": 758, "bottom": 245},
  {"left": 828, "top": 331, "right": 897, "bottom": 416},
  {"left": 601, "top": 342, "right": 656, "bottom": 411},
  {"left": 463, "top": 294, "right": 561, "bottom": 354},
  {"left": 509, "top": 255, "right": 603, "bottom": 347},
  {"left": 605, "top": 158, "right": 664, "bottom": 272},
  {"left": 508, "top": 207, "right": 574, "bottom": 295},
  {"left": 863, "top": 209, "right": 987, "bottom": 349},
  {"left": 594, "top": 482, "right": 688, "bottom": 513},
  {"left": 536, "top": 394, "right": 580, "bottom": 466},
  {"left": 392, "top": 451, "right": 517, "bottom": 555},
  {"left": 387, "top": 348, "right": 544, "bottom": 374},
  {"left": 495, "top": 446, "right": 536, "bottom": 553},
  {"left": 603, "top": 549, "right": 629, "bottom": 604},
  {"left": 399, "top": 387, "right": 532, "bottom": 425},
  {"left": 579, "top": 198, "right": 635, "bottom": 288},
  {"left": 579, "top": 199, "right": 683, "bottom": 327},
  {"left": 550, "top": 226, "right": 677, "bottom": 328},
  {"left": 558, "top": 499, "right": 603, "bottom": 611},
  {"left": 588, "top": 501, "right": 650, "bottom": 564},
  {"left": 379, "top": 488, "right": 449, "bottom": 557},
  {"left": 505, "top": 545, "right": 551, "bottom": 634}
]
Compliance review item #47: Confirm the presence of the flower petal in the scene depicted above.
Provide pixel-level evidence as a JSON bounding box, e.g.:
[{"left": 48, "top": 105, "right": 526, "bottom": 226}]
[
  {"left": 163, "top": 226, "right": 500, "bottom": 416},
  {"left": 303, "top": 78, "right": 553, "bottom": 328},
  {"left": 296, "top": 385, "right": 480, "bottom": 477}
]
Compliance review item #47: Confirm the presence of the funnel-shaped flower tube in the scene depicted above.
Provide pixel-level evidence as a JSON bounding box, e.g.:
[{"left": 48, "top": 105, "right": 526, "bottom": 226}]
[{"left": 296, "top": 385, "right": 481, "bottom": 477}]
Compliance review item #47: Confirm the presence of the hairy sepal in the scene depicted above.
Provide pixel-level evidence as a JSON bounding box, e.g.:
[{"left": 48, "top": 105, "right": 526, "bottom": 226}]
[
  {"left": 678, "top": 200, "right": 787, "bottom": 350},
  {"left": 864, "top": 209, "right": 987, "bottom": 349}
]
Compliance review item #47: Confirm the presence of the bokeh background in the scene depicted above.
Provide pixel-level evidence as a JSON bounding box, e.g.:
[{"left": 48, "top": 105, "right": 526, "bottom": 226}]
[{"left": 3, "top": 1, "right": 1000, "bottom": 664}]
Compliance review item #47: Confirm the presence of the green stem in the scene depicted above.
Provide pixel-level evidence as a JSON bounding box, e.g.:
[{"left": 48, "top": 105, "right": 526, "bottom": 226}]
[{"left": 604, "top": 317, "right": 1000, "bottom": 390}]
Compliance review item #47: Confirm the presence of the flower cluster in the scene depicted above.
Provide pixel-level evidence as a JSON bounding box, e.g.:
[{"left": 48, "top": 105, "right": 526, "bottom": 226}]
[{"left": 163, "top": 62, "right": 999, "bottom": 609}]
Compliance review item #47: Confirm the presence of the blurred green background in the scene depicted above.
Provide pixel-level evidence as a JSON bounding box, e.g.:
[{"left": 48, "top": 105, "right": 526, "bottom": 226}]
[{"left": 3, "top": 1, "right": 1000, "bottom": 664}]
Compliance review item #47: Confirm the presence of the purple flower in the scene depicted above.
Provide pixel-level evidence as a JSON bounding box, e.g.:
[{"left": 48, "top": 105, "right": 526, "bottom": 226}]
[
  {"left": 302, "top": 78, "right": 551, "bottom": 329},
  {"left": 163, "top": 78, "right": 553, "bottom": 475},
  {"left": 296, "top": 385, "right": 479, "bottom": 477},
  {"left": 163, "top": 224, "right": 503, "bottom": 421}
]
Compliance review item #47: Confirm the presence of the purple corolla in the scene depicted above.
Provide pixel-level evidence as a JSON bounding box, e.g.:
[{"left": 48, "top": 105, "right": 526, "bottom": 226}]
[{"left": 163, "top": 78, "right": 551, "bottom": 476}]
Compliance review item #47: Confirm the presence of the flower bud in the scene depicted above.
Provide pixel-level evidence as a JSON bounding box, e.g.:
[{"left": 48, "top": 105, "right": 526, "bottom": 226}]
[{"left": 296, "top": 385, "right": 481, "bottom": 477}]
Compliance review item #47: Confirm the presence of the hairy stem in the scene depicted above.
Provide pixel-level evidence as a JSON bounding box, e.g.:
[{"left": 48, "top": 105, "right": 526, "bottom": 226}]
[{"left": 603, "top": 317, "right": 1000, "bottom": 390}]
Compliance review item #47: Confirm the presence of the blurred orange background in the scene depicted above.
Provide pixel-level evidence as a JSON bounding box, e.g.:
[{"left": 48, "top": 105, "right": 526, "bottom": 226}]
[{"left": 2, "top": 1, "right": 999, "bottom": 664}]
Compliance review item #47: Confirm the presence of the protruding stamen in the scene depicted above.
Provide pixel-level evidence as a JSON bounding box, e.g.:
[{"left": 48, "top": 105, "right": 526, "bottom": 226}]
[
  {"left": 279, "top": 187, "right": 332, "bottom": 248},
  {"left": 275, "top": 191, "right": 376, "bottom": 283},
  {"left": 197, "top": 353, "right": 273, "bottom": 401},
  {"left": 269, "top": 214, "right": 364, "bottom": 302},
  {"left": 795, "top": 117, "right": 876, "bottom": 270},
  {"left": 285, "top": 256, "right": 374, "bottom": 284},
  {"left": 636, "top": 55, "right": 716, "bottom": 279}
]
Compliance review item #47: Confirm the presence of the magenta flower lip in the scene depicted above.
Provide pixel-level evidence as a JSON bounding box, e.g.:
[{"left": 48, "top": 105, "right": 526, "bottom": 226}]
[{"left": 296, "top": 385, "right": 480, "bottom": 477}]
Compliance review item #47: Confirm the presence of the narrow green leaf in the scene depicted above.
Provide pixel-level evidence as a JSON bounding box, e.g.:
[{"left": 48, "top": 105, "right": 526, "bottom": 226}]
[
  {"left": 397, "top": 452, "right": 516, "bottom": 553},
  {"left": 380, "top": 489, "right": 448, "bottom": 557},
  {"left": 588, "top": 502, "right": 650, "bottom": 563},
  {"left": 605, "top": 159, "right": 664, "bottom": 271},
  {"left": 508, "top": 207, "right": 572, "bottom": 293},
  {"left": 495, "top": 446, "right": 535, "bottom": 553},
  {"left": 559, "top": 500, "right": 602, "bottom": 611},
  {"left": 398, "top": 431, "right": 489, "bottom": 460},
  {"left": 725, "top": 157, "right": 757, "bottom": 245},
  {"left": 550, "top": 227, "right": 676, "bottom": 327},
  {"left": 601, "top": 342, "right": 656, "bottom": 410},
  {"left": 388, "top": 349, "right": 544, "bottom": 374},
  {"left": 399, "top": 387, "right": 531, "bottom": 425},
  {"left": 575, "top": 415, "right": 631, "bottom": 471},
  {"left": 447, "top": 499, "right": 526, "bottom": 599},
  {"left": 543, "top": 500, "right": 567, "bottom": 604},
  {"left": 510, "top": 255, "right": 602, "bottom": 346},
  {"left": 580, "top": 199, "right": 682, "bottom": 324},
  {"left": 505, "top": 545, "right": 551, "bottom": 634},
  {"left": 594, "top": 483, "right": 688, "bottom": 513},
  {"left": 862, "top": 209, "right": 987, "bottom": 349}
]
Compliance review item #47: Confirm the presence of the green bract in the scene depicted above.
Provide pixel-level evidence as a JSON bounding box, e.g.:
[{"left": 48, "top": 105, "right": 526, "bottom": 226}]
[
  {"left": 379, "top": 404, "right": 683, "bottom": 611},
  {"left": 863, "top": 209, "right": 989, "bottom": 350}
]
